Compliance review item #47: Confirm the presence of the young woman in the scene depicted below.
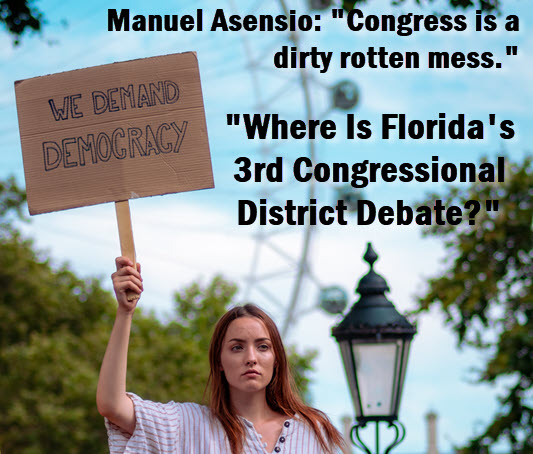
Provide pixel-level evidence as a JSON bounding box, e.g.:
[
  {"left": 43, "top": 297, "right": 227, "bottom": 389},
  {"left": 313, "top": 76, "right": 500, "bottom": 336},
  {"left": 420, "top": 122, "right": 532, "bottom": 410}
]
[{"left": 97, "top": 257, "right": 345, "bottom": 454}]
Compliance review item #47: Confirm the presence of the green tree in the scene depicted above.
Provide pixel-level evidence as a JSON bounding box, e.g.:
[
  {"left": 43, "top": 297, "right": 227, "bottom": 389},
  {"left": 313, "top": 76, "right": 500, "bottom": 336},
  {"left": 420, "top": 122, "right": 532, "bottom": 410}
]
[
  {"left": 414, "top": 156, "right": 533, "bottom": 453},
  {"left": 0, "top": 182, "right": 118, "bottom": 452},
  {"left": 1, "top": 0, "right": 43, "bottom": 44},
  {"left": 0, "top": 178, "right": 316, "bottom": 453}
]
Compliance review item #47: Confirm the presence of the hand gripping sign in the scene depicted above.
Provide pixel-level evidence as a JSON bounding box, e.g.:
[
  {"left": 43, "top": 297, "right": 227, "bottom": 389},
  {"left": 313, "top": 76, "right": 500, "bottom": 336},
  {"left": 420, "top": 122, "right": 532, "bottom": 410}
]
[{"left": 15, "top": 52, "right": 213, "bottom": 300}]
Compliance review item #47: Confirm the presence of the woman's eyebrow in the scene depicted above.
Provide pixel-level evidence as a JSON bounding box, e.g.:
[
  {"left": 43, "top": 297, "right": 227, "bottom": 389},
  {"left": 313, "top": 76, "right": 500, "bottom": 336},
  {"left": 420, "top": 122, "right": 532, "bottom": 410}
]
[{"left": 227, "top": 337, "right": 271, "bottom": 343}]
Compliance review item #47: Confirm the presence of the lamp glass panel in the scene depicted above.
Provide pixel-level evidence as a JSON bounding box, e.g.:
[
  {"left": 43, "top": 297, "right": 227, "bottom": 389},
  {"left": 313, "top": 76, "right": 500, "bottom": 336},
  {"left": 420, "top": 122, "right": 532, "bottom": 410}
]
[
  {"left": 353, "top": 341, "right": 398, "bottom": 416},
  {"left": 339, "top": 340, "right": 361, "bottom": 416},
  {"left": 392, "top": 339, "right": 411, "bottom": 415}
]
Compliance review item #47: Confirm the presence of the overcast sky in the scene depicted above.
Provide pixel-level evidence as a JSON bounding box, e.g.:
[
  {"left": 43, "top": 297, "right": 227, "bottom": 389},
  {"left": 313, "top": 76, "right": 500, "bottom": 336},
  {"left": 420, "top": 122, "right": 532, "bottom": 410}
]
[{"left": 1, "top": 0, "right": 531, "bottom": 452}]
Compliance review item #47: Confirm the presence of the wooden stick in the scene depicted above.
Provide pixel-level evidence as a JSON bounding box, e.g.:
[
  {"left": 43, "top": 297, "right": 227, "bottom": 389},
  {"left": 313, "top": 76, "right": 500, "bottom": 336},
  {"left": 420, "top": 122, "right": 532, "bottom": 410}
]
[{"left": 115, "top": 200, "right": 139, "bottom": 302}]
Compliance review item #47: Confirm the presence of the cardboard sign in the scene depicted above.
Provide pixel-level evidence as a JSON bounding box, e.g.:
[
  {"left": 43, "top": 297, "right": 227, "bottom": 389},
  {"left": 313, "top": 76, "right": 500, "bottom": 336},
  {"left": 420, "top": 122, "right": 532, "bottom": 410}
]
[{"left": 15, "top": 52, "right": 213, "bottom": 215}]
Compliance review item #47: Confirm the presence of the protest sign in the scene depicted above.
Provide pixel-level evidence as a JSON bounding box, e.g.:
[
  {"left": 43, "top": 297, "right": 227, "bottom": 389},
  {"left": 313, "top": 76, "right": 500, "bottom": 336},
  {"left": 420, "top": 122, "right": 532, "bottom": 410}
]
[
  {"left": 15, "top": 51, "right": 213, "bottom": 215},
  {"left": 15, "top": 52, "right": 213, "bottom": 299}
]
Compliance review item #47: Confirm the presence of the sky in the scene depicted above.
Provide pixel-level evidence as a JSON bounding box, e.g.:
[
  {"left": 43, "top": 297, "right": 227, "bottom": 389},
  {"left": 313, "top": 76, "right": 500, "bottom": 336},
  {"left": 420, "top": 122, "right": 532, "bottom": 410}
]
[{"left": 1, "top": 0, "right": 532, "bottom": 452}]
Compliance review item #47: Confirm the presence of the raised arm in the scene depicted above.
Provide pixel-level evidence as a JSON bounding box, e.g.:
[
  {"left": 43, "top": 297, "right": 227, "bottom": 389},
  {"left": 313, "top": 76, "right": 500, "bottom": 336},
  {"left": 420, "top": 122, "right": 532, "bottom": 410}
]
[{"left": 96, "top": 256, "right": 144, "bottom": 434}]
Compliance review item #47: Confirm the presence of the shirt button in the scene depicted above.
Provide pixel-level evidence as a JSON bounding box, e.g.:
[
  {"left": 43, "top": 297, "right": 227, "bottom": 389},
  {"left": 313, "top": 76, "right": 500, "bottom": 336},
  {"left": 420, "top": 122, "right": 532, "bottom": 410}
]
[
  {"left": 279, "top": 437, "right": 285, "bottom": 443},
  {"left": 284, "top": 422, "right": 290, "bottom": 427},
  {"left": 274, "top": 448, "right": 281, "bottom": 453}
]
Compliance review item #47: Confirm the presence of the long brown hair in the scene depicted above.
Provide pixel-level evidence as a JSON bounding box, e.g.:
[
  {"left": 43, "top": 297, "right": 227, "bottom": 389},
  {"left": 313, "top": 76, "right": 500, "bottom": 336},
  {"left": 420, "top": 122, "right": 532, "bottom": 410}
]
[{"left": 207, "top": 304, "right": 345, "bottom": 454}]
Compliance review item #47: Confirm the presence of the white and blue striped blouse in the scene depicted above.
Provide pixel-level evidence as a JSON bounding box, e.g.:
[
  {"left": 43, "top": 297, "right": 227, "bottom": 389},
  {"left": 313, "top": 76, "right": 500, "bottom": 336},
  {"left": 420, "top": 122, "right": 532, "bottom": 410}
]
[{"left": 105, "top": 393, "right": 338, "bottom": 454}]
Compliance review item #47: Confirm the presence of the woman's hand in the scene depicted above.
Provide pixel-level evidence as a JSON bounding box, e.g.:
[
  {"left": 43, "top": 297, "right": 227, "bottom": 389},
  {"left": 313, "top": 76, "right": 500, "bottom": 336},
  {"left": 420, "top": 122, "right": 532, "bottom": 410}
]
[{"left": 111, "top": 256, "right": 143, "bottom": 314}]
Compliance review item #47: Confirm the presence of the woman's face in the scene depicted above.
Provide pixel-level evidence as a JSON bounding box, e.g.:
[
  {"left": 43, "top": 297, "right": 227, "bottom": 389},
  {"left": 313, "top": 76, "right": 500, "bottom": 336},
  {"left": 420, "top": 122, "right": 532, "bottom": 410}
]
[{"left": 220, "top": 316, "right": 276, "bottom": 397}]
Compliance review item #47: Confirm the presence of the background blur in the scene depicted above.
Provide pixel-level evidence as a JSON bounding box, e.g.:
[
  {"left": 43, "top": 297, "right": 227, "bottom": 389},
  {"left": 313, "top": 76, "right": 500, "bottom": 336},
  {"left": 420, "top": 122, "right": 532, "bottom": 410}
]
[{"left": 0, "top": 0, "right": 531, "bottom": 452}]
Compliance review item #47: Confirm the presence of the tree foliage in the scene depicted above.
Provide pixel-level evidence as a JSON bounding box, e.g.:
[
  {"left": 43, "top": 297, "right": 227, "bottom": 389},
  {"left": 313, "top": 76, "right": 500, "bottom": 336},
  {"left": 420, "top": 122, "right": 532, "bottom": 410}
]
[
  {"left": 0, "top": 190, "right": 117, "bottom": 452},
  {"left": 0, "top": 178, "right": 316, "bottom": 453},
  {"left": 414, "top": 156, "right": 533, "bottom": 452},
  {"left": 0, "top": 0, "right": 42, "bottom": 44}
]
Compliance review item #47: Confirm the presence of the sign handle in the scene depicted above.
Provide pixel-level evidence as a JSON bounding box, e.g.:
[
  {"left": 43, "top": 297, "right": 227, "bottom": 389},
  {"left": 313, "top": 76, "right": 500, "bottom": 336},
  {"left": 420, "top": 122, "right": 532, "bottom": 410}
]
[{"left": 115, "top": 200, "right": 139, "bottom": 302}]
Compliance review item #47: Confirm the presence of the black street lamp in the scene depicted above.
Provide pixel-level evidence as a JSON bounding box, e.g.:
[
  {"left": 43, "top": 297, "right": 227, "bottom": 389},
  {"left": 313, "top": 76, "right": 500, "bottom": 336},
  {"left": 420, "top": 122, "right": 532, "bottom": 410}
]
[{"left": 332, "top": 243, "right": 417, "bottom": 454}]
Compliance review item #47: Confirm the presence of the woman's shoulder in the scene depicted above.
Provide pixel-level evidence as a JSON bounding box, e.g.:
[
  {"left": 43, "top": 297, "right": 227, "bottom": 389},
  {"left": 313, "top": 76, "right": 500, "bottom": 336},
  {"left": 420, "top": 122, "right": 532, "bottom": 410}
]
[
  {"left": 127, "top": 392, "right": 211, "bottom": 418},
  {"left": 107, "top": 395, "right": 225, "bottom": 452},
  {"left": 176, "top": 401, "right": 212, "bottom": 418}
]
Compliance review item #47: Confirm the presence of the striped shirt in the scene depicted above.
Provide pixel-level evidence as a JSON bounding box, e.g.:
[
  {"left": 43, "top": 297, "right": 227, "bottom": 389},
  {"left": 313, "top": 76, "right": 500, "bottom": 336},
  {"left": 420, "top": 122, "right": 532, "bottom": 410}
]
[{"left": 105, "top": 393, "right": 338, "bottom": 454}]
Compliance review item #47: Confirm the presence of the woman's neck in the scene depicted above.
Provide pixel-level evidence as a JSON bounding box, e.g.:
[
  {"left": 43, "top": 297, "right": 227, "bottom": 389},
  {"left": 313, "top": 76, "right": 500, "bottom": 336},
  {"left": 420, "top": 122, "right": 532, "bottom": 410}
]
[{"left": 230, "top": 390, "right": 277, "bottom": 424}]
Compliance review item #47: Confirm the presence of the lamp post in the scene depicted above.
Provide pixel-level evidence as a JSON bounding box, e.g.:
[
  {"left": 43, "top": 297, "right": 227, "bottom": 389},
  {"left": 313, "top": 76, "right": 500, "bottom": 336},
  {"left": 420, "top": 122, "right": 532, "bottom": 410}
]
[{"left": 332, "top": 243, "right": 417, "bottom": 454}]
